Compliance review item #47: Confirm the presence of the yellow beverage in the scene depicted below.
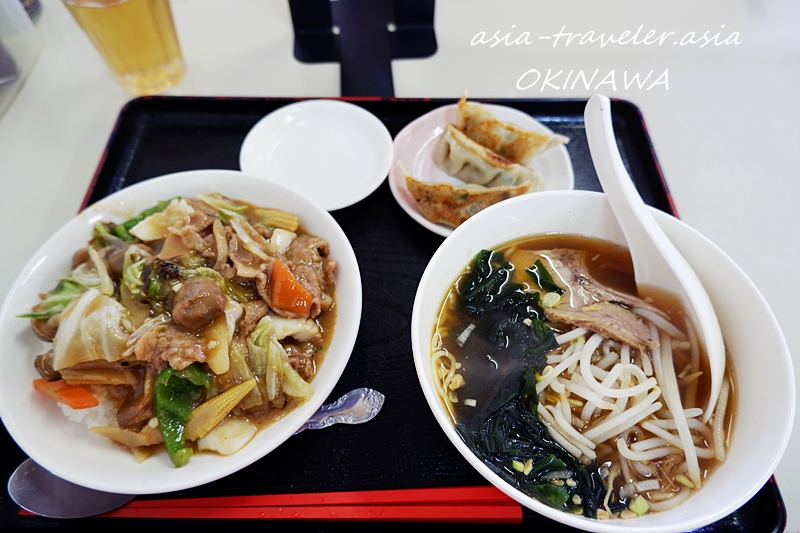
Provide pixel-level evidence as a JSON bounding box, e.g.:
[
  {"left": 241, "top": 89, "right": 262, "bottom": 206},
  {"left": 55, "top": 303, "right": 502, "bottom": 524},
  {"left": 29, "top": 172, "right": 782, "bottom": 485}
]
[{"left": 63, "top": 0, "right": 185, "bottom": 95}]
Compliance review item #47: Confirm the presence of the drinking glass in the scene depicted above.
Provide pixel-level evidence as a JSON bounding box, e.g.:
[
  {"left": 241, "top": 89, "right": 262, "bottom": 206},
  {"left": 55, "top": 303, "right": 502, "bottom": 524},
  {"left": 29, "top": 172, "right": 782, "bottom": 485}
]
[{"left": 63, "top": 0, "right": 185, "bottom": 95}]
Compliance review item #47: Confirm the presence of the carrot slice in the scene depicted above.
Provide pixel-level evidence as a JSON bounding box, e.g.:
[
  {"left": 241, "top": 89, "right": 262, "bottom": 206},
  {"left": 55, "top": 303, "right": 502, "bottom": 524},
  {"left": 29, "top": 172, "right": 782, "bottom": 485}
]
[
  {"left": 270, "top": 259, "right": 312, "bottom": 315},
  {"left": 33, "top": 378, "right": 99, "bottom": 410}
]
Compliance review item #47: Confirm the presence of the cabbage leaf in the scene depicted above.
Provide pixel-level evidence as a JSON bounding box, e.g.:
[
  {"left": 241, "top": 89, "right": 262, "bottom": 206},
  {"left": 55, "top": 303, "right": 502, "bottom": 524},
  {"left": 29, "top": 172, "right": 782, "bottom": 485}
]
[
  {"left": 247, "top": 316, "right": 312, "bottom": 406},
  {"left": 50, "top": 288, "right": 133, "bottom": 370}
]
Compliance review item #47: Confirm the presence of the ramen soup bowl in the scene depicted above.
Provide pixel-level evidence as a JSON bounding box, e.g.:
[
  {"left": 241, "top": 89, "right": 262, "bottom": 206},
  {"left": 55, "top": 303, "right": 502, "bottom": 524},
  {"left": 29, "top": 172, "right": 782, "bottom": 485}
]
[
  {"left": 411, "top": 190, "right": 793, "bottom": 533},
  {"left": 0, "top": 170, "right": 362, "bottom": 495}
]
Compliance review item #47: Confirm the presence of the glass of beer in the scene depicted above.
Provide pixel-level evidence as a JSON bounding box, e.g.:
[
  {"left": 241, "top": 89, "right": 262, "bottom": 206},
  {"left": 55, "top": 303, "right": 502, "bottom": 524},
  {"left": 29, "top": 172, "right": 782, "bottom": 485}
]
[{"left": 63, "top": 0, "right": 185, "bottom": 95}]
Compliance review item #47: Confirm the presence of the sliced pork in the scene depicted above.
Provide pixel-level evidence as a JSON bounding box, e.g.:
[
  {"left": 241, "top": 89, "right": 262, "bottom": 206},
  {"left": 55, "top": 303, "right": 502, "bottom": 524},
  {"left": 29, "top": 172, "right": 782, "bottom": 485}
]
[
  {"left": 538, "top": 249, "right": 665, "bottom": 350},
  {"left": 283, "top": 235, "right": 336, "bottom": 318},
  {"left": 131, "top": 323, "right": 206, "bottom": 372}
]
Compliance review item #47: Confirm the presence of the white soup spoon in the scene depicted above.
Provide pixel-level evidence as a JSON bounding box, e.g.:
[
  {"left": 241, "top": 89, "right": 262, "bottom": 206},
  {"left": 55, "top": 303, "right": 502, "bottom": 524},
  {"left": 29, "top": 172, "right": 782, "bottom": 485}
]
[{"left": 584, "top": 94, "right": 725, "bottom": 424}]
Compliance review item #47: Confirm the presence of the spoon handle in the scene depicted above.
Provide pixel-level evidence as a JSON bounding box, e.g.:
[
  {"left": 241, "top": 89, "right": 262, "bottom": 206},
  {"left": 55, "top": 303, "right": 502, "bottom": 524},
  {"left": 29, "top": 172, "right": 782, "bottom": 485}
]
[
  {"left": 584, "top": 94, "right": 725, "bottom": 423},
  {"left": 585, "top": 95, "right": 678, "bottom": 286},
  {"left": 294, "top": 387, "right": 385, "bottom": 434}
]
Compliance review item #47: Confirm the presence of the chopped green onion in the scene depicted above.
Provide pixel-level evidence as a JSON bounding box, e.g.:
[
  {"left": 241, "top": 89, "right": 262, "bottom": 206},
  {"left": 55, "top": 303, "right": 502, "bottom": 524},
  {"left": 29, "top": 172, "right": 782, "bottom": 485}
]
[
  {"left": 675, "top": 474, "right": 695, "bottom": 489},
  {"left": 542, "top": 292, "right": 562, "bottom": 308},
  {"left": 628, "top": 495, "right": 649, "bottom": 516}
]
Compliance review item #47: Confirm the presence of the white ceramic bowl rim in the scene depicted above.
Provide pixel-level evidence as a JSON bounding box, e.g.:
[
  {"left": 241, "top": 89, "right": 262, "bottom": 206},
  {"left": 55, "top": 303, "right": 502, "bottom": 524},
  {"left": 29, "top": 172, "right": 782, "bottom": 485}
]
[
  {"left": 411, "top": 189, "right": 794, "bottom": 533},
  {"left": 0, "top": 169, "right": 363, "bottom": 494}
]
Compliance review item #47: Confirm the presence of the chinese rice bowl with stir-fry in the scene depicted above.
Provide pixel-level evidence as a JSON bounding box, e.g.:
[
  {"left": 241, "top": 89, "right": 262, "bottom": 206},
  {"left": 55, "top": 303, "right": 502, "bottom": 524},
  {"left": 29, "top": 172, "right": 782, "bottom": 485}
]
[
  {"left": 21, "top": 192, "right": 337, "bottom": 467},
  {"left": 431, "top": 233, "right": 734, "bottom": 519}
]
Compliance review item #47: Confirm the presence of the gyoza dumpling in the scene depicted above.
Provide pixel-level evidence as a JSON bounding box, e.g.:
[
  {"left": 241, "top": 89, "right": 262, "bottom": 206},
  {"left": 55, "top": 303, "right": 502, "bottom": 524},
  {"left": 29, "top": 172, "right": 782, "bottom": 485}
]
[
  {"left": 455, "top": 95, "right": 569, "bottom": 166},
  {"left": 433, "top": 124, "right": 546, "bottom": 190},
  {"left": 404, "top": 173, "right": 531, "bottom": 228}
]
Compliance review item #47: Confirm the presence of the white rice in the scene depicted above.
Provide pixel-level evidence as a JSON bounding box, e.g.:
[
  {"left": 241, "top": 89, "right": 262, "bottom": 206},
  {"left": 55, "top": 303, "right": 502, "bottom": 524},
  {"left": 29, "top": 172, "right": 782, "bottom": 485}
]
[{"left": 57, "top": 389, "right": 118, "bottom": 429}]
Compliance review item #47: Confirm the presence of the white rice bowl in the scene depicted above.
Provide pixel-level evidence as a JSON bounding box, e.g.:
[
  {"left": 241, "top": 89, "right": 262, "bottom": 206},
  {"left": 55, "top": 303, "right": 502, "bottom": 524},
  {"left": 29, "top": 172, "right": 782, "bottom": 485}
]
[{"left": 0, "top": 170, "right": 362, "bottom": 494}]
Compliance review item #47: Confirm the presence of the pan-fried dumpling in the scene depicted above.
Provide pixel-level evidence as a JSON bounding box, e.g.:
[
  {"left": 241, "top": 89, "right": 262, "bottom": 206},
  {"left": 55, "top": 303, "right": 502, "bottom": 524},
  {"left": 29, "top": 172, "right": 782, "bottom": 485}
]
[
  {"left": 455, "top": 95, "right": 569, "bottom": 166},
  {"left": 404, "top": 174, "right": 531, "bottom": 228},
  {"left": 51, "top": 288, "right": 133, "bottom": 370},
  {"left": 433, "top": 124, "right": 546, "bottom": 190}
]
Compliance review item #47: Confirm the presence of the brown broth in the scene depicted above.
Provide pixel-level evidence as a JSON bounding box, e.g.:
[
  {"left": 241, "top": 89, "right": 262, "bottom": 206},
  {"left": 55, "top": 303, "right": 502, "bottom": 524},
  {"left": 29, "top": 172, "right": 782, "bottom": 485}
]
[{"left": 434, "top": 233, "right": 735, "bottom": 505}]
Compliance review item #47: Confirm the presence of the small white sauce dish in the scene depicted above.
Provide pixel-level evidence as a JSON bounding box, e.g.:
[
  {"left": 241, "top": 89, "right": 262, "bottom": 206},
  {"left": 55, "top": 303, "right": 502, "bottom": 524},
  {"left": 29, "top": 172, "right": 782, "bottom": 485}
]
[{"left": 240, "top": 99, "right": 394, "bottom": 211}]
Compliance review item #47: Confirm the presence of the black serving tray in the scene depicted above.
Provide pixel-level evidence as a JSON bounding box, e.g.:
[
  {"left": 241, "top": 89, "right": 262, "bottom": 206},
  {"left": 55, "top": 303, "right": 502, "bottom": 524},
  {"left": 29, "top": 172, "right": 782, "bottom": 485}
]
[{"left": 1, "top": 96, "right": 786, "bottom": 533}]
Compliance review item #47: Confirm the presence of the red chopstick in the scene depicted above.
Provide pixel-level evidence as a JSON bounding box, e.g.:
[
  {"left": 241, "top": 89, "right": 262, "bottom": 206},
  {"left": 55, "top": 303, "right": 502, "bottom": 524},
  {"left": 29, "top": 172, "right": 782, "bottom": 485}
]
[
  {"left": 18, "top": 485, "right": 522, "bottom": 523},
  {"left": 125, "top": 485, "right": 515, "bottom": 508},
  {"left": 100, "top": 503, "right": 521, "bottom": 523}
]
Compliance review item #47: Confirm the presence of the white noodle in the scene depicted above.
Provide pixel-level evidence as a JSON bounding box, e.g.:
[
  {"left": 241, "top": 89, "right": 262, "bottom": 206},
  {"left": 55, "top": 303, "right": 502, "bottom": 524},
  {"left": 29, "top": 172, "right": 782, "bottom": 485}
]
[
  {"left": 549, "top": 404, "right": 597, "bottom": 457},
  {"left": 683, "top": 408, "right": 703, "bottom": 419},
  {"left": 633, "top": 307, "right": 687, "bottom": 340},
  {"left": 619, "top": 456, "right": 634, "bottom": 486},
  {"left": 620, "top": 344, "right": 631, "bottom": 365},
  {"left": 580, "top": 341, "right": 658, "bottom": 399},
  {"left": 567, "top": 349, "right": 581, "bottom": 374},
  {"left": 657, "top": 330, "right": 702, "bottom": 488},
  {"left": 555, "top": 328, "right": 589, "bottom": 345},
  {"left": 613, "top": 395, "right": 629, "bottom": 416},
  {"left": 430, "top": 331, "right": 459, "bottom": 416},
  {"left": 537, "top": 404, "right": 585, "bottom": 459},
  {"left": 649, "top": 324, "right": 670, "bottom": 406},
  {"left": 600, "top": 363, "right": 624, "bottom": 386},
  {"left": 590, "top": 365, "right": 610, "bottom": 381},
  {"left": 602, "top": 339, "right": 618, "bottom": 354},
  {"left": 549, "top": 376, "right": 566, "bottom": 394},
  {"left": 563, "top": 378, "right": 617, "bottom": 412},
  {"left": 712, "top": 378, "right": 731, "bottom": 462},
  {"left": 588, "top": 402, "right": 663, "bottom": 445},
  {"left": 617, "top": 438, "right": 682, "bottom": 461},
  {"left": 583, "top": 387, "right": 663, "bottom": 442},
  {"left": 648, "top": 418, "right": 713, "bottom": 440},
  {"left": 536, "top": 346, "right": 582, "bottom": 394},
  {"left": 647, "top": 487, "right": 693, "bottom": 512},
  {"left": 630, "top": 437, "right": 670, "bottom": 451},
  {"left": 684, "top": 315, "right": 700, "bottom": 410},
  {"left": 629, "top": 458, "right": 655, "bottom": 477},
  {"left": 619, "top": 364, "right": 653, "bottom": 398},
  {"left": 576, "top": 363, "right": 626, "bottom": 421},
  {"left": 573, "top": 364, "right": 650, "bottom": 424},
  {"left": 638, "top": 346, "right": 654, "bottom": 376},
  {"left": 559, "top": 394, "right": 571, "bottom": 420},
  {"left": 580, "top": 401, "right": 598, "bottom": 422},
  {"left": 684, "top": 315, "right": 700, "bottom": 373},
  {"left": 596, "top": 342, "right": 619, "bottom": 370},
  {"left": 558, "top": 342, "right": 578, "bottom": 362},
  {"left": 641, "top": 421, "right": 715, "bottom": 459}
]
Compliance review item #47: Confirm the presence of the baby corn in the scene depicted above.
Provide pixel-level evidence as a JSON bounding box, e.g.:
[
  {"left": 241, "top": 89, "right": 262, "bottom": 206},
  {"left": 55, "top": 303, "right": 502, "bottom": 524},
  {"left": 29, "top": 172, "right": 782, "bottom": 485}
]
[{"left": 184, "top": 379, "right": 256, "bottom": 441}]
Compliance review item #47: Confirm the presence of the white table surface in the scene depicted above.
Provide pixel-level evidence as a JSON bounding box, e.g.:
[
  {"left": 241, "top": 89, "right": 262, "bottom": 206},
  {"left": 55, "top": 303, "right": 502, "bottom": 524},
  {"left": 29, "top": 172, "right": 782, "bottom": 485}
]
[{"left": 1, "top": 0, "right": 798, "bottom": 529}]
